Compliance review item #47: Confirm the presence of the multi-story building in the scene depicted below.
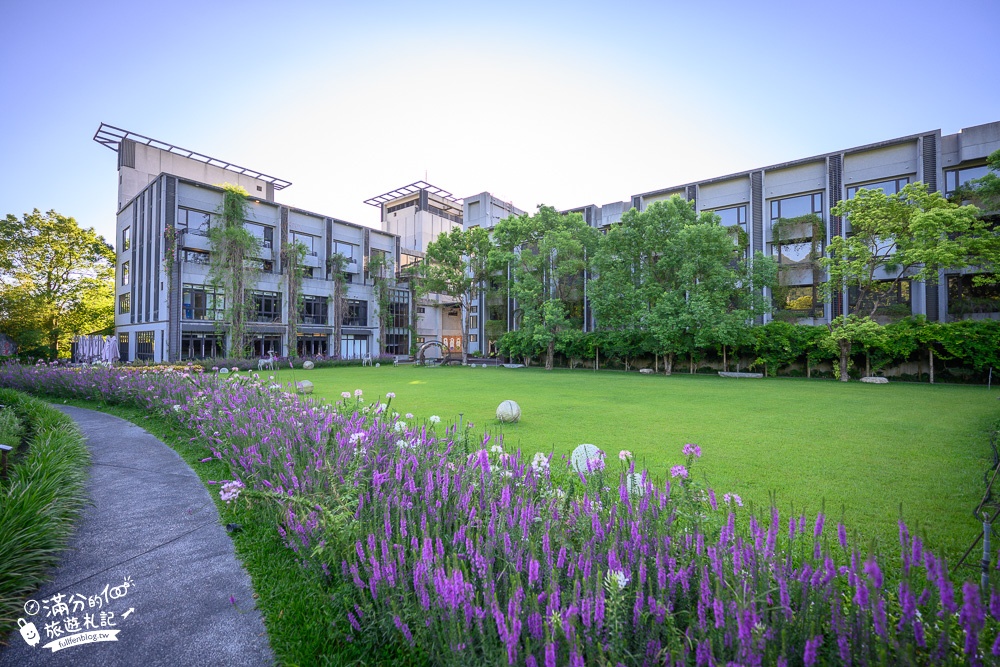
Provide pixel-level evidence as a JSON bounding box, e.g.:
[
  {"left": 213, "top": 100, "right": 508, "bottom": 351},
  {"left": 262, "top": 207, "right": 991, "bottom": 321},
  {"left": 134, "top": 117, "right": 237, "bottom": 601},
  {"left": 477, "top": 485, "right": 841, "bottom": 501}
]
[
  {"left": 365, "top": 182, "right": 468, "bottom": 355},
  {"left": 95, "top": 123, "right": 401, "bottom": 363},
  {"left": 618, "top": 120, "right": 1000, "bottom": 325}
]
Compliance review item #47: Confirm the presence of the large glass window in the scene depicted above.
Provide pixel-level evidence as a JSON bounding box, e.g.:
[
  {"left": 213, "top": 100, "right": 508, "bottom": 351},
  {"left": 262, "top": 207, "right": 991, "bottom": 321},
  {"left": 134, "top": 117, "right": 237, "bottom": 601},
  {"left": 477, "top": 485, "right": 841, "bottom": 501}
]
[
  {"left": 332, "top": 241, "right": 356, "bottom": 262},
  {"left": 297, "top": 333, "right": 329, "bottom": 357},
  {"left": 252, "top": 291, "right": 282, "bottom": 322},
  {"left": 118, "top": 293, "right": 130, "bottom": 314},
  {"left": 245, "top": 223, "right": 274, "bottom": 249},
  {"left": 182, "top": 284, "right": 225, "bottom": 321},
  {"left": 247, "top": 335, "right": 282, "bottom": 358},
  {"left": 300, "top": 296, "right": 329, "bottom": 325},
  {"left": 846, "top": 177, "right": 910, "bottom": 199},
  {"left": 384, "top": 333, "right": 408, "bottom": 356},
  {"left": 948, "top": 274, "right": 1000, "bottom": 318},
  {"left": 945, "top": 165, "right": 990, "bottom": 194},
  {"left": 848, "top": 280, "right": 911, "bottom": 317},
  {"left": 770, "top": 193, "right": 824, "bottom": 319},
  {"left": 389, "top": 289, "right": 409, "bottom": 329},
  {"left": 118, "top": 333, "right": 129, "bottom": 362},
  {"left": 177, "top": 208, "right": 213, "bottom": 235},
  {"left": 121, "top": 261, "right": 130, "bottom": 286},
  {"left": 180, "top": 333, "right": 226, "bottom": 360},
  {"left": 183, "top": 249, "right": 211, "bottom": 265},
  {"left": 290, "top": 232, "right": 318, "bottom": 256},
  {"left": 122, "top": 226, "right": 131, "bottom": 251},
  {"left": 136, "top": 331, "right": 154, "bottom": 361},
  {"left": 341, "top": 334, "right": 369, "bottom": 359},
  {"left": 712, "top": 204, "right": 747, "bottom": 231},
  {"left": 344, "top": 299, "right": 368, "bottom": 327}
]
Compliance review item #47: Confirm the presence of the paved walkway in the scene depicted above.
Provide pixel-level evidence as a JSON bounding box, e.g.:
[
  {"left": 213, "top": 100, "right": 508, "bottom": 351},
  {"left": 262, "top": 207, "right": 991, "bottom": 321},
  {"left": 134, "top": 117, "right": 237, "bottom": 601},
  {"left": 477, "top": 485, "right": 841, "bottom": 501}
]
[{"left": 1, "top": 406, "right": 273, "bottom": 667}]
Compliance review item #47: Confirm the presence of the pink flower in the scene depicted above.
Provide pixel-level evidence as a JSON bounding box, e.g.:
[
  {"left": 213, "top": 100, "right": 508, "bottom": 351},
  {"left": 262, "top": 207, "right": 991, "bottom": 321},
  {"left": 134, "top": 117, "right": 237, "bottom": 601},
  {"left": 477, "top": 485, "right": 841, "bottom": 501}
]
[
  {"left": 618, "top": 450, "right": 633, "bottom": 461},
  {"left": 670, "top": 465, "right": 688, "bottom": 479},
  {"left": 682, "top": 443, "right": 702, "bottom": 458},
  {"left": 354, "top": 389, "right": 363, "bottom": 398},
  {"left": 386, "top": 392, "right": 396, "bottom": 399}
]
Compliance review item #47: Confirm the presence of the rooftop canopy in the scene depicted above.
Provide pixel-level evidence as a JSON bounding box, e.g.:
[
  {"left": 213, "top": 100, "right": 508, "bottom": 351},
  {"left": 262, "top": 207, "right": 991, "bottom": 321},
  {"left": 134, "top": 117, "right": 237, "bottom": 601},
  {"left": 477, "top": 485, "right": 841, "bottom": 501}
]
[
  {"left": 93, "top": 122, "right": 292, "bottom": 190},
  {"left": 363, "top": 181, "right": 459, "bottom": 207}
]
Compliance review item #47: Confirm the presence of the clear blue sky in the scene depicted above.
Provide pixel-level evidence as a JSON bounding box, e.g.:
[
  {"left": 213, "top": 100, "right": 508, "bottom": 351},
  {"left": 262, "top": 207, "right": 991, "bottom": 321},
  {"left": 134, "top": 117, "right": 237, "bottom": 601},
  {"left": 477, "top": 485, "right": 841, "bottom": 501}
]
[{"left": 1, "top": 0, "right": 998, "bottom": 246}]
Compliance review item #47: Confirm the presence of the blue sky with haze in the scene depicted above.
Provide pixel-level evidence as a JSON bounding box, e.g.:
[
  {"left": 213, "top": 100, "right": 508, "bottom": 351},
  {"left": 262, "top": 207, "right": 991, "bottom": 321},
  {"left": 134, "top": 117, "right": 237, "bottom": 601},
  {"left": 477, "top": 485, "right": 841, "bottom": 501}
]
[{"left": 1, "top": 0, "right": 998, "bottom": 245}]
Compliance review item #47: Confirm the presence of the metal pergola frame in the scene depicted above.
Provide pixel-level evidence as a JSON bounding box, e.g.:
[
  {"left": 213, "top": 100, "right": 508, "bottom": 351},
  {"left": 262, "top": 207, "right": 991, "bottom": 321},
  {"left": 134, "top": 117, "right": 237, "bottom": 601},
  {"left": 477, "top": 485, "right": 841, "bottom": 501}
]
[
  {"left": 93, "top": 122, "right": 292, "bottom": 190},
  {"left": 363, "top": 181, "right": 460, "bottom": 207}
]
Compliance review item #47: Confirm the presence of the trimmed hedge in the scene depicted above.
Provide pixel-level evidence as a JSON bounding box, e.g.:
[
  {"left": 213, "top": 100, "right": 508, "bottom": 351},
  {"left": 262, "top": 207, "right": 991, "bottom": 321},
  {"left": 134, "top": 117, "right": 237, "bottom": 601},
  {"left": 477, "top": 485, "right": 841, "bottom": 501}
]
[{"left": 0, "top": 389, "right": 90, "bottom": 633}]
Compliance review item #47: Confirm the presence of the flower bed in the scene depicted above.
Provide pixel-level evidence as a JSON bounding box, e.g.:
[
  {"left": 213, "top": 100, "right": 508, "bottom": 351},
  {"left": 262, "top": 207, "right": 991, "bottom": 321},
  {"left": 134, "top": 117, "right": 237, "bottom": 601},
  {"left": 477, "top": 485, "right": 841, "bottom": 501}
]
[{"left": 2, "top": 361, "right": 999, "bottom": 665}]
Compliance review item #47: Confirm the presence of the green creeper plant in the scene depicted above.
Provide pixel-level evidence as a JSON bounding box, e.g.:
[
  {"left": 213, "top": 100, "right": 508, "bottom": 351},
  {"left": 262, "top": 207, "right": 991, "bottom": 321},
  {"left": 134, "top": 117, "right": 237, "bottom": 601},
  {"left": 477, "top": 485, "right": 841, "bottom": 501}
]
[
  {"left": 327, "top": 253, "right": 351, "bottom": 358},
  {"left": 283, "top": 241, "right": 308, "bottom": 357},
  {"left": 366, "top": 250, "right": 394, "bottom": 355},
  {"left": 208, "top": 184, "right": 260, "bottom": 359}
]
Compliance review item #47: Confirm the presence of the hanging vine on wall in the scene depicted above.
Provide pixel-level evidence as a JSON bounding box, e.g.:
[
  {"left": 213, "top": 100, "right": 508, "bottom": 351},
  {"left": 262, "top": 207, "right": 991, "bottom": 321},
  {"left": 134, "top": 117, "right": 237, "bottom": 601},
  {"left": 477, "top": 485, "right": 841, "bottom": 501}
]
[
  {"left": 163, "top": 224, "right": 177, "bottom": 285},
  {"left": 208, "top": 184, "right": 259, "bottom": 359},
  {"left": 366, "top": 250, "right": 393, "bottom": 353},
  {"left": 771, "top": 213, "right": 825, "bottom": 318},
  {"left": 282, "top": 241, "right": 308, "bottom": 358},
  {"left": 327, "top": 253, "right": 351, "bottom": 359}
]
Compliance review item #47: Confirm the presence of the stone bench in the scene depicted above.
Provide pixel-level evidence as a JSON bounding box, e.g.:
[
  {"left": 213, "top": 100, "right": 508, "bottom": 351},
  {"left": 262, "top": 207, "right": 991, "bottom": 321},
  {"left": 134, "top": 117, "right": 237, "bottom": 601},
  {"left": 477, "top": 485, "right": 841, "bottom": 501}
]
[{"left": 718, "top": 372, "right": 764, "bottom": 379}]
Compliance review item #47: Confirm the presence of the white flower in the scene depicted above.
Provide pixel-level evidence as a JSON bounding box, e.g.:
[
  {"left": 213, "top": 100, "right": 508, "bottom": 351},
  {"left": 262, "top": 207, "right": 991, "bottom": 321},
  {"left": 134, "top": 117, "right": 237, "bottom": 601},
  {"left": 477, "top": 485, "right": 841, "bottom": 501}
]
[
  {"left": 354, "top": 389, "right": 363, "bottom": 398},
  {"left": 172, "top": 405, "right": 181, "bottom": 412},
  {"left": 428, "top": 415, "right": 441, "bottom": 424},
  {"left": 405, "top": 413, "right": 414, "bottom": 419},
  {"left": 219, "top": 480, "right": 244, "bottom": 503},
  {"left": 531, "top": 452, "right": 550, "bottom": 474},
  {"left": 376, "top": 403, "right": 388, "bottom": 413},
  {"left": 618, "top": 450, "right": 633, "bottom": 461},
  {"left": 349, "top": 432, "right": 366, "bottom": 444},
  {"left": 605, "top": 569, "right": 629, "bottom": 591},
  {"left": 490, "top": 444, "right": 504, "bottom": 455},
  {"left": 386, "top": 392, "right": 396, "bottom": 399},
  {"left": 394, "top": 421, "right": 407, "bottom": 432},
  {"left": 341, "top": 392, "right": 351, "bottom": 399}
]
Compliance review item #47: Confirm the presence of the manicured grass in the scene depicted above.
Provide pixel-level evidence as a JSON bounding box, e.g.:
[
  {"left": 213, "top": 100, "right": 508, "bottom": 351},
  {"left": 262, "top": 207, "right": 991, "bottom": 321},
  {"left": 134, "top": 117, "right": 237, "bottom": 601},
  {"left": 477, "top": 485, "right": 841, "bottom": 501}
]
[{"left": 274, "top": 364, "right": 998, "bottom": 556}]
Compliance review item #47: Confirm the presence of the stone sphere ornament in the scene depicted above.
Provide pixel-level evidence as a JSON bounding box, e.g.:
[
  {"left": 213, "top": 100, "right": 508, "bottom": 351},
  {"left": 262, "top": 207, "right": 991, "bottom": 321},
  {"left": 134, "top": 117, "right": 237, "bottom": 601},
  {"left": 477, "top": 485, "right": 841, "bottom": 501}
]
[
  {"left": 570, "top": 444, "right": 605, "bottom": 475},
  {"left": 496, "top": 400, "right": 521, "bottom": 423},
  {"left": 302, "top": 360, "right": 315, "bottom": 370}
]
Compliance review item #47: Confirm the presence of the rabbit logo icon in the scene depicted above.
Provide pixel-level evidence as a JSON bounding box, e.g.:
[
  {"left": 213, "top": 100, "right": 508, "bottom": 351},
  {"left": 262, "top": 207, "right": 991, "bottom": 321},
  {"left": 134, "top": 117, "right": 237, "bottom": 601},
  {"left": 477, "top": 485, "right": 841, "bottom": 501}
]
[{"left": 18, "top": 618, "right": 40, "bottom": 647}]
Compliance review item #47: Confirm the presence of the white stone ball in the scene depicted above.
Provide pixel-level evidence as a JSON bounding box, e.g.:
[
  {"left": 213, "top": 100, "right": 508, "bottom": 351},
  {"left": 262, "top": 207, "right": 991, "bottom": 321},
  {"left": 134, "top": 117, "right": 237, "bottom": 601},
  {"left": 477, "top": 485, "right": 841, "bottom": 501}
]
[
  {"left": 219, "top": 368, "right": 229, "bottom": 375},
  {"left": 302, "top": 360, "right": 315, "bottom": 370},
  {"left": 570, "top": 444, "right": 604, "bottom": 474},
  {"left": 496, "top": 400, "right": 521, "bottom": 423},
  {"left": 375, "top": 362, "right": 381, "bottom": 368},
  {"left": 296, "top": 380, "right": 314, "bottom": 394}
]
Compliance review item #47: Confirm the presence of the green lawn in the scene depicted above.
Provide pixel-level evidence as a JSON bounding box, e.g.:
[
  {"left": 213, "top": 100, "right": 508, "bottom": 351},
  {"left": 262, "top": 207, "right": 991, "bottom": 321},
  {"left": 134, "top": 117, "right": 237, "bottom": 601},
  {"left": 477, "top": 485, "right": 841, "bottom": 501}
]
[{"left": 273, "top": 364, "right": 998, "bottom": 557}]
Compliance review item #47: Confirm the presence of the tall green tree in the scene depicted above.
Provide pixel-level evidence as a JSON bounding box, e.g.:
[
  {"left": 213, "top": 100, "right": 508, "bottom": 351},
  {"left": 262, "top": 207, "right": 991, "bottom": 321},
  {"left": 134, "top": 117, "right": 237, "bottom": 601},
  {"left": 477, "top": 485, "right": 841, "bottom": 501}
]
[
  {"left": 820, "top": 181, "right": 985, "bottom": 380},
  {"left": 490, "top": 206, "right": 599, "bottom": 370},
  {"left": 412, "top": 226, "right": 493, "bottom": 365},
  {"left": 327, "top": 253, "right": 351, "bottom": 358},
  {"left": 0, "top": 209, "right": 115, "bottom": 359}
]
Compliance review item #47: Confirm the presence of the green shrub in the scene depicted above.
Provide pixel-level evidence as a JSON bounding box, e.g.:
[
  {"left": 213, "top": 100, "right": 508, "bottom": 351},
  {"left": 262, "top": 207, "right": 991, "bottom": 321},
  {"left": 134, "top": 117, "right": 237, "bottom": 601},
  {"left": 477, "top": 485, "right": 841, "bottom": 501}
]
[{"left": 0, "top": 390, "right": 90, "bottom": 633}]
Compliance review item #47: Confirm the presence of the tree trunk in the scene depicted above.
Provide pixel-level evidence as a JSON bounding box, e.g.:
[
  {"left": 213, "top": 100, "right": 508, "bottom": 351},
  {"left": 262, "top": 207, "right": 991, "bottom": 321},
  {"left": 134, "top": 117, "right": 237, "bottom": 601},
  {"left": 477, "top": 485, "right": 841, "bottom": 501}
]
[
  {"left": 461, "top": 308, "right": 469, "bottom": 366},
  {"left": 689, "top": 353, "right": 694, "bottom": 374},
  {"left": 545, "top": 338, "right": 555, "bottom": 370},
  {"left": 839, "top": 338, "right": 851, "bottom": 382},
  {"left": 655, "top": 355, "right": 658, "bottom": 374},
  {"left": 929, "top": 348, "right": 935, "bottom": 384},
  {"left": 865, "top": 353, "right": 870, "bottom": 378},
  {"left": 806, "top": 359, "right": 811, "bottom": 379},
  {"left": 665, "top": 352, "right": 674, "bottom": 376},
  {"left": 723, "top": 346, "right": 727, "bottom": 373}
]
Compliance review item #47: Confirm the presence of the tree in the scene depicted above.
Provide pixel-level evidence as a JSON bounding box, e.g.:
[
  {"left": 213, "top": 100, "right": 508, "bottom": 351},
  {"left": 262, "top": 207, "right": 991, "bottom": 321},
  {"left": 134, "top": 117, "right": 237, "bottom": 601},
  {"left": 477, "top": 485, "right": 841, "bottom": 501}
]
[
  {"left": 820, "top": 182, "right": 985, "bottom": 380},
  {"left": 490, "top": 206, "right": 599, "bottom": 370},
  {"left": 283, "top": 241, "right": 307, "bottom": 357},
  {"left": 0, "top": 209, "right": 115, "bottom": 359},
  {"left": 207, "top": 185, "right": 260, "bottom": 358},
  {"left": 412, "top": 226, "right": 493, "bottom": 365},
  {"left": 366, "top": 250, "right": 394, "bottom": 356}
]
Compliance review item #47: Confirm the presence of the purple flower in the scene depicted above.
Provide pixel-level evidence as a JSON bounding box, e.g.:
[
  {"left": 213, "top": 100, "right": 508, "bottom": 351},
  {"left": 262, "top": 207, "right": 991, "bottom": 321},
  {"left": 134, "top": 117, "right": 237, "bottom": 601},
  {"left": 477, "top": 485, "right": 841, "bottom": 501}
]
[
  {"left": 838, "top": 523, "right": 848, "bottom": 550},
  {"left": 670, "top": 465, "right": 688, "bottom": 479},
  {"left": 682, "top": 443, "right": 702, "bottom": 458},
  {"left": 960, "top": 581, "right": 985, "bottom": 658},
  {"left": 863, "top": 557, "right": 883, "bottom": 589},
  {"left": 803, "top": 635, "right": 822, "bottom": 667}
]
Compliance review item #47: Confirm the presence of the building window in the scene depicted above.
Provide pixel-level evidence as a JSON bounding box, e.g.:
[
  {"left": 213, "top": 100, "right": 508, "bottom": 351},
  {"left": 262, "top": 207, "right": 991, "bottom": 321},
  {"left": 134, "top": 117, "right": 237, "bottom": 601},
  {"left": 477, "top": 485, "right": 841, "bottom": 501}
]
[
  {"left": 386, "top": 199, "right": 417, "bottom": 214},
  {"left": 118, "top": 293, "right": 130, "bottom": 314},
  {"left": 470, "top": 305, "right": 478, "bottom": 313},
  {"left": 121, "top": 261, "right": 130, "bottom": 286},
  {"left": 182, "top": 283, "right": 226, "bottom": 321},
  {"left": 470, "top": 315, "right": 478, "bottom": 329},
  {"left": 300, "top": 296, "right": 329, "bottom": 325},
  {"left": 260, "top": 259, "right": 274, "bottom": 273},
  {"left": 252, "top": 291, "right": 282, "bottom": 322},
  {"left": 182, "top": 249, "right": 211, "bottom": 265},
  {"left": 122, "top": 226, "right": 131, "bottom": 251},
  {"left": 341, "top": 334, "right": 369, "bottom": 359},
  {"left": 399, "top": 253, "right": 422, "bottom": 273},
  {"left": 181, "top": 333, "right": 225, "bottom": 360},
  {"left": 416, "top": 306, "right": 426, "bottom": 314},
  {"left": 297, "top": 333, "right": 329, "bottom": 357},
  {"left": 712, "top": 204, "right": 748, "bottom": 231},
  {"left": 344, "top": 299, "right": 368, "bottom": 327},
  {"left": 384, "top": 333, "right": 408, "bottom": 356},
  {"left": 332, "top": 241, "right": 357, "bottom": 262},
  {"left": 247, "top": 335, "right": 282, "bottom": 358},
  {"left": 848, "top": 280, "right": 911, "bottom": 318},
  {"left": 469, "top": 334, "right": 478, "bottom": 343},
  {"left": 136, "top": 331, "right": 154, "bottom": 361},
  {"left": 118, "top": 332, "right": 129, "bottom": 362},
  {"left": 177, "top": 208, "right": 212, "bottom": 235},
  {"left": 368, "top": 248, "right": 391, "bottom": 278},
  {"left": 290, "top": 232, "right": 318, "bottom": 256},
  {"left": 301, "top": 266, "right": 316, "bottom": 279},
  {"left": 245, "top": 223, "right": 274, "bottom": 249},
  {"left": 945, "top": 165, "right": 990, "bottom": 194},
  {"left": 846, "top": 177, "right": 910, "bottom": 199},
  {"left": 948, "top": 274, "right": 1000, "bottom": 318},
  {"left": 389, "top": 289, "right": 409, "bottom": 329}
]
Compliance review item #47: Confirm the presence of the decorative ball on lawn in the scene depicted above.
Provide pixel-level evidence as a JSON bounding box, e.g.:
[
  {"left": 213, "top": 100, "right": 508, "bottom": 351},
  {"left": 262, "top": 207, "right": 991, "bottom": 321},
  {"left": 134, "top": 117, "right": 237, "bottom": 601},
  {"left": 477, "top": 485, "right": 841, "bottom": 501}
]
[
  {"left": 496, "top": 400, "right": 521, "bottom": 423},
  {"left": 570, "top": 444, "right": 605, "bottom": 475},
  {"left": 219, "top": 368, "right": 230, "bottom": 375},
  {"left": 302, "top": 360, "right": 315, "bottom": 370},
  {"left": 296, "top": 380, "right": 314, "bottom": 394}
]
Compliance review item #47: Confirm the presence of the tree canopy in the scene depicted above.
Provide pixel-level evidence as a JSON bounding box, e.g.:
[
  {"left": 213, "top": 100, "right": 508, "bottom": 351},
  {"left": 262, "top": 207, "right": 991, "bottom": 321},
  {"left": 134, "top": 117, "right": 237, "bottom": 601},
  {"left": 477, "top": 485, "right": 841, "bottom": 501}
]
[{"left": 0, "top": 209, "right": 115, "bottom": 359}]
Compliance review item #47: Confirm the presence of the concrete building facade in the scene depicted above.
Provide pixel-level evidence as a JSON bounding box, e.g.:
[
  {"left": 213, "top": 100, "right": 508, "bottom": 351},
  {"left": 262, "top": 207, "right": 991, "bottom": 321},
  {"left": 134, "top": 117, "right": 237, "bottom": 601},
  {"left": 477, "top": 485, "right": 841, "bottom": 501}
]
[{"left": 96, "top": 124, "right": 401, "bottom": 363}]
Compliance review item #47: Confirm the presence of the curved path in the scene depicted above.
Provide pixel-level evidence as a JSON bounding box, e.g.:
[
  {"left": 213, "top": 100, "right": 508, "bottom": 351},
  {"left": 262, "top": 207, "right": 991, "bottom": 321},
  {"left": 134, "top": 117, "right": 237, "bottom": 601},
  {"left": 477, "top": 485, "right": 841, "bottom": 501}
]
[{"left": 1, "top": 406, "right": 273, "bottom": 667}]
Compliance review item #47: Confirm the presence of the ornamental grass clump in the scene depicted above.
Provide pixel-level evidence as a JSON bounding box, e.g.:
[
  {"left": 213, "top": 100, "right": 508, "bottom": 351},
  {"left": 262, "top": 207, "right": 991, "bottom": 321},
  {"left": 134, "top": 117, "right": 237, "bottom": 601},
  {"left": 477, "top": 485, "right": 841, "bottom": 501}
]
[{"left": 2, "top": 361, "right": 1000, "bottom": 665}]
